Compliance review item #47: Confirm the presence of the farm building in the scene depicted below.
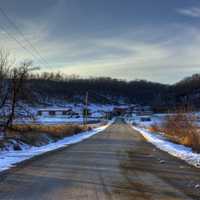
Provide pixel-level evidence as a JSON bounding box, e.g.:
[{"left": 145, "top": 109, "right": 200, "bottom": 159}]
[{"left": 37, "top": 108, "right": 79, "bottom": 117}]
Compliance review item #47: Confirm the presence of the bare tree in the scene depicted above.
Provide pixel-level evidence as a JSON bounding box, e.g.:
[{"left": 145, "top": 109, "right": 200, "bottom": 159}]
[
  {"left": 6, "top": 60, "right": 36, "bottom": 128},
  {"left": 0, "top": 50, "right": 11, "bottom": 109}
]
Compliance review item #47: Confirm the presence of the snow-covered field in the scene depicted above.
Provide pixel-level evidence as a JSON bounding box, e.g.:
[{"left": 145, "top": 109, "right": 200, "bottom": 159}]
[
  {"left": 36, "top": 116, "right": 84, "bottom": 124},
  {"left": 127, "top": 114, "right": 164, "bottom": 128},
  {"left": 14, "top": 103, "right": 115, "bottom": 125},
  {"left": 128, "top": 112, "right": 200, "bottom": 129},
  {"left": 127, "top": 118, "right": 200, "bottom": 168},
  {"left": 0, "top": 120, "right": 113, "bottom": 172}
]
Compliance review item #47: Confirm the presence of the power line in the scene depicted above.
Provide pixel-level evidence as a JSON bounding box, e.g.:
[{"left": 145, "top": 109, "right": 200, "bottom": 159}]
[
  {"left": 0, "top": 23, "right": 39, "bottom": 61},
  {"left": 0, "top": 7, "right": 51, "bottom": 67}
]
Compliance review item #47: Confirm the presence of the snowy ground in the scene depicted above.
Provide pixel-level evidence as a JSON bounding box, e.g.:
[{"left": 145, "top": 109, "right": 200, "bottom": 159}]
[
  {"left": 127, "top": 119, "right": 200, "bottom": 168},
  {"left": 31, "top": 116, "right": 100, "bottom": 124},
  {"left": 0, "top": 120, "right": 113, "bottom": 172},
  {"left": 127, "top": 114, "right": 164, "bottom": 128},
  {"left": 14, "top": 103, "right": 115, "bottom": 125},
  {"left": 128, "top": 112, "right": 200, "bottom": 129}
]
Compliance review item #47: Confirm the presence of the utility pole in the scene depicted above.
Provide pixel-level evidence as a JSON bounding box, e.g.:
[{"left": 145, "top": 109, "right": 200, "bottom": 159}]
[
  {"left": 85, "top": 91, "right": 88, "bottom": 125},
  {"left": 83, "top": 91, "right": 88, "bottom": 125}
]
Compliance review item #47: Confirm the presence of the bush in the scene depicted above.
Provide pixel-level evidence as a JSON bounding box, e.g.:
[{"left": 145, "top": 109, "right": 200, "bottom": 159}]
[
  {"left": 149, "top": 124, "right": 163, "bottom": 133},
  {"left": 6, "top": 124, "right": 90, "bottom": 139},
  {"left": 162, "top": 111, "right": 200, "bottom": 152},
  {"left": 4, "top": 124, "right": 92, "bottom": 147}
]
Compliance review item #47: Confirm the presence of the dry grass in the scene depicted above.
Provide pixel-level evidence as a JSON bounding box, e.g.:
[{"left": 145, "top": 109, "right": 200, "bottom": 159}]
[
  {"left": 5, "top": 124, "right": 91, "bottom": 147},
  {"left": 150, "top": 109, "right": 200, "bottom": 152},
  {"left": 163, "top": 113, "right": 196, "bottom": 141},
  {"left": 148, "top": 124, "right": 163, "bottom": 133},
  {"left": 7, "top": 124, "right": 90, "bottom": 137}
]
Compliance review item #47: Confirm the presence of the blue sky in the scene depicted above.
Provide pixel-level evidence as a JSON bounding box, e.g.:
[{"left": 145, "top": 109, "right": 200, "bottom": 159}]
[{"left": 0, "top": 0, "right": 200, "bottom": 83}]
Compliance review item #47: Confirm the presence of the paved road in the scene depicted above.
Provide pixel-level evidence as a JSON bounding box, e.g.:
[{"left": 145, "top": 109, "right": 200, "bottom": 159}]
[{"left": 0, "top": 119, "right": 200, "bottom": 200}]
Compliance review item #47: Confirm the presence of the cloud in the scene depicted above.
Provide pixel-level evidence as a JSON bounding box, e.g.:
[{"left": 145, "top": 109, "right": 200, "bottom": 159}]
[
  {"left": 177, "top": 7, "right": 200, "bottom": 18},
  {"left": 52, "top": 25, "right": 200, "bottom": 83},
  {"left": 3, "top": 22, "right": 200, "bottom": 84},
  {"left": 2, "top": 4, "right": 200, "bottom": 84}
]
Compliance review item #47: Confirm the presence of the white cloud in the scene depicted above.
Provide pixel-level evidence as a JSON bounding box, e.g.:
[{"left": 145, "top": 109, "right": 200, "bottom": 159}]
[
  {"left": 177, "top": 7, "right": 200, "bottom": 18},
  {"left": 53, "top": 26, "right": 200, "bottom": 83}
]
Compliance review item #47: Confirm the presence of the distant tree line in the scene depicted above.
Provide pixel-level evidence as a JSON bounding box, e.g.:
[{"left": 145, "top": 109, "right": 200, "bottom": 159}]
[
  {"left": 26, "top": 71, "right": 200, "bottom": 111},
  {"left": 28, "top": 72, "right": 169, "bottom": 106},
  {"left": 27, "top": 71, "right": 200, "bottom": 111}
]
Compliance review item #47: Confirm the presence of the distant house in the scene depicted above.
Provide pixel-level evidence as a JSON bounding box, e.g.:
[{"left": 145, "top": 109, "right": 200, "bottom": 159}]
[
  {"left": 141, "top": 106, "right": 153, "bottom": 116},
  {"left": 37, "top": 108, "right": 79, "bottom": 117},
  {"left": 113, "top": 106, "right": 128, "bottom": 116},
  {"left": 103, "top": 111, "right": 113, "bottom": 120},
  {"left": 140, "top": 116, "right": 151, "bottom": 122},
  {"left": 132, "top": 105, "right": 153, "bottom": 116}
]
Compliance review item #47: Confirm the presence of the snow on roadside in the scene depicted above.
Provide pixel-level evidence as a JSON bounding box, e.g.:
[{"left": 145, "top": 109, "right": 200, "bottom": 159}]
[
  {"left": 130, "top": 125, "right": 200, "bottom": 168},
  {"left": 35, "top": 117, "right": 96, "bottom": 125},
  {"left": 0, "top": 121, "right": 113, "bottom": 172}
]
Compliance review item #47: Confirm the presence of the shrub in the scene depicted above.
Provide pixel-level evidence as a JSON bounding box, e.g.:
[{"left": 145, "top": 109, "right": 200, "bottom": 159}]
[
  {"left": 6, "top": 124, "right": 90, "bottom": 139},
  {"left": 4, "top": 124, "right": 92, "bottom": 147},
  {"left": 162, "top": 110, "right": 200, "bottom": 152},
  {"left": 149, "top": 124, "right": 163, "bottom": 133}
]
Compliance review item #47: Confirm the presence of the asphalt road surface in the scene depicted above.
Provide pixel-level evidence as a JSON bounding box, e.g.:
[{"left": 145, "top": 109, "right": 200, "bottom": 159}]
[{"left": 0, "top": 118, "right": 200, "bottom": 200}]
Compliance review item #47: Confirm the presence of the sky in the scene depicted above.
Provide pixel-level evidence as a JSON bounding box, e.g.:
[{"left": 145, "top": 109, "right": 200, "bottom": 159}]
[{"left": 0, "top": 0, "right": 200, "bottom": 83}]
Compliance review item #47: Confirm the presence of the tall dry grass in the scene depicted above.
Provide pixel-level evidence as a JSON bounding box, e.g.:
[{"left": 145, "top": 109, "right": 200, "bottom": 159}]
[
  {"left": 148, "top": 123, "right": 163, "bottom": 133},
  {"left": 150, "top": 109, "right": 200, "bottom": 152},
  {"left": 8, "top": 124, "right": 90, "bottom": 137},
  {"left": 5, "top": 124, "right": 91, "bottom": 147}
]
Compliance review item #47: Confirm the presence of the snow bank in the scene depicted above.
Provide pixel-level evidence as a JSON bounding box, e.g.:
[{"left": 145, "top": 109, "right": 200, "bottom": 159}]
[
  {"left": 130, "top": 125, "right": 200, "bottom": 168},
  {"left": 0, "top": 121, "right": 113, "bottom": 172},
  {"left": 35, "top": 117, "right": 93, "bottom": 124}
]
